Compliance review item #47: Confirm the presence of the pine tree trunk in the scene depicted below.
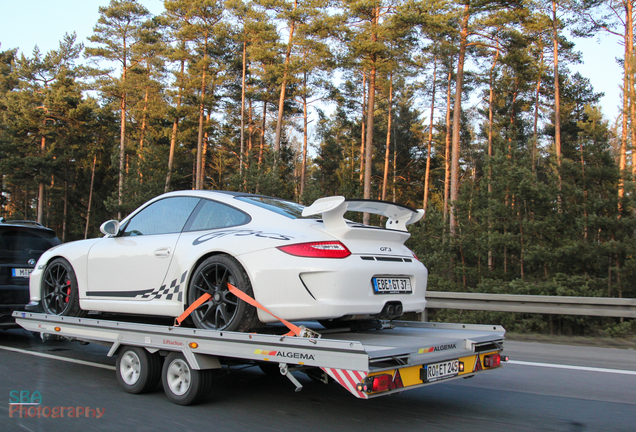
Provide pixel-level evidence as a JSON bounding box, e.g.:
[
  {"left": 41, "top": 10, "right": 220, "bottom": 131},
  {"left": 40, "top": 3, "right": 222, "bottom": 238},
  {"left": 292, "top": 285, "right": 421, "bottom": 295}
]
[
  {"left": 240, "top": 39, "right": 247, "bottom": 178},
  {"left": 196, "top": 62, "right": 207, "bottom": 190},
  {"left": 274, "top": 0, "right": 297, "bottom": 155},
  {"left": 301, "top": 72, "right": 308, "bottom": 202},
  {"left": 363, "top": 7, "right": 379, "bottom": 225},
  {"left": 533, "top": 47, "right": 543, "bottom": 175},
  {"left": 85, "top": 154, "right": 96, "bottom": 239},
  {"left": 552, "top": 0, "right": 563, "bottom": 201},
  {"left": 443, "top": 64, "right": 452, "bottom": 225},
  {"left": 360, "top": 71, "right": 366, "bottom": 184},
  {"left": 118, "top": 89, "right": 126, "bottom": 219},
  {"left": 628, "top": 5, "right": 636, "bottom": 183},
  {"left": 165, "top": 57, "right": 185, "bottom": 193},
  {"left": 62, "top": 180, "right": 68, "bottom": 243},
  {"left": 450, "top": 3, "right": 470, "bottom": 236},
  {"left": 488, "top": 46, "right": 499, "bottom": 271},
  {"left": 38, "top": 135, "right": 45, "bottom": 224},
  {"left": 382, "top": 72, "right": 393, "bottom": 201},
  {"left": 423, "top": 59, "right": 437, "bottom": 215},
  {"left": 259, "top": 101, "right": 267, "bottom": 167},
  {"left": 619, "top": 16, "right": 629, "bottom": 209},
  {"left": 138, "top": 84, "right": 149, "bottom": 179}
]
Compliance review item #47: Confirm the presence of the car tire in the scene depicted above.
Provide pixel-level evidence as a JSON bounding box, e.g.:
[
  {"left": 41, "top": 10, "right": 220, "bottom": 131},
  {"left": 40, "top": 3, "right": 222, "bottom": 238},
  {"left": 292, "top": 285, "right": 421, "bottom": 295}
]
[
  {"left": 41, "top": 258, "right": 86, "bottom": 317},
  {"left": 116, "top": 346, "right": 163, "bottom": 394},
  {"left": 162, "top": 352, "right": 212, "bottom": 406},
  {"left": 187, "top": 255, "right": 259, "bottom": 332}
]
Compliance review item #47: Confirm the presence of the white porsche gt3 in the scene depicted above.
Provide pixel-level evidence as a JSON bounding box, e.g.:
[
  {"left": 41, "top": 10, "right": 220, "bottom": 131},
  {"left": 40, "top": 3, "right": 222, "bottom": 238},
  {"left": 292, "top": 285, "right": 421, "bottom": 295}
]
[{"left": 27, "top": 191, "right": 428, "bottom": 332}]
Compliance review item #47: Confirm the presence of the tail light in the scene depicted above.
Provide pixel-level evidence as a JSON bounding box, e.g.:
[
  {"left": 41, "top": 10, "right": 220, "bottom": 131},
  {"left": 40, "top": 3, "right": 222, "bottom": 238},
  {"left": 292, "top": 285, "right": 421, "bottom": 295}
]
[
  {"left": 359, "top": 372, "right": 404, "bottom": 393},
  {"left": 277, "top": 241, "right": 351, "bottom": 258},
  {"left": 483, "top": 353, "right": 501, "bottom": 368},
  {"left": 407, "top": 248, "right": 420, "bottom": 261}
]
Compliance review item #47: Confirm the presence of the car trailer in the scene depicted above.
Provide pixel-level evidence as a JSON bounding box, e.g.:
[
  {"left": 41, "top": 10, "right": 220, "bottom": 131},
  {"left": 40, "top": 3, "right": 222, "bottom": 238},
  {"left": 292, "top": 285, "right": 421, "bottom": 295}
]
[{"left": 13, "top": 311, "right": 507, "bottom": 405}]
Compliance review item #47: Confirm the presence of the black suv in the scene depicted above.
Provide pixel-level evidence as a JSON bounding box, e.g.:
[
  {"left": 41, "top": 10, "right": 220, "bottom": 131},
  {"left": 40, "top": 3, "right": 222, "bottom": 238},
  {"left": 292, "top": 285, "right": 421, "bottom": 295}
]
[{"left": 0, "top": 220, "right": 61, "bottom": 328}]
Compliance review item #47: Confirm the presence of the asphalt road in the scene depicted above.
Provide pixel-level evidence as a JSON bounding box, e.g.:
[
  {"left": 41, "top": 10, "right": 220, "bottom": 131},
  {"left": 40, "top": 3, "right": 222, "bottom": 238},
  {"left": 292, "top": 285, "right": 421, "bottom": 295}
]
[{"left": 1, "top": 327, "right": 635, "bottom": 432}]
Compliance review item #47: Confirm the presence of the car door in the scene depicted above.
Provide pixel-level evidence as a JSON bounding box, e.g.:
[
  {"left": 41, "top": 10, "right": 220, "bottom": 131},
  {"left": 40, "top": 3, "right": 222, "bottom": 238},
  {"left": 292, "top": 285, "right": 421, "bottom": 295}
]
[{"left": 85, "top": 196, "right": 200, "bottom": 300}]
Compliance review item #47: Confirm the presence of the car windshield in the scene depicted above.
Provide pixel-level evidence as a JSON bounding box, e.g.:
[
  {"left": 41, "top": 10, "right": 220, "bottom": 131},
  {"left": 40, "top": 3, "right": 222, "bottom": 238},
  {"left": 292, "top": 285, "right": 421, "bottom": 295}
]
[{"left": 235, "top": 196, "right": 312, "bottom": 219}]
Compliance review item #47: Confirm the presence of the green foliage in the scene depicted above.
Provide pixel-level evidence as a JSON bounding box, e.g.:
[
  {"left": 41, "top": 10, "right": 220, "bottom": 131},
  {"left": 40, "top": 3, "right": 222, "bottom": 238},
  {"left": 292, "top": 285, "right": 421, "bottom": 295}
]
[{"left": 0, "top": 0, "right": 633, "bottom": 337}]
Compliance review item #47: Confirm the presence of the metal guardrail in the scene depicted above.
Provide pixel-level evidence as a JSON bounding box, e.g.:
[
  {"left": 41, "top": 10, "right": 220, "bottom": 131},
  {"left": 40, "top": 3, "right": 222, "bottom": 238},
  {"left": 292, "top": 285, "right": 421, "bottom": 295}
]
[{"left": 425, "top": 291, "right": 636, "bottom": 319}]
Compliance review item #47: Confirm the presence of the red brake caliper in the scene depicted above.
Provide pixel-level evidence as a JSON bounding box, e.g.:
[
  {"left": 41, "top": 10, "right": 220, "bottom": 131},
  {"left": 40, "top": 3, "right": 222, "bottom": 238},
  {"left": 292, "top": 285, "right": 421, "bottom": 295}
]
[{"left": 66, "top": 279, "right": 71, "bottom": 303}]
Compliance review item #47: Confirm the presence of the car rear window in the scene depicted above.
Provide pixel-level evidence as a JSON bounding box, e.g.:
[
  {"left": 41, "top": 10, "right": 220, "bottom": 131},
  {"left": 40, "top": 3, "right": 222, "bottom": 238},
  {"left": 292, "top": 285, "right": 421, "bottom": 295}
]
[
  {"left": 235, "top": 196, "right": 310, "bottom": 219},
  {"left": 0, "top": 228, "right": 60, "bottom": 262}
]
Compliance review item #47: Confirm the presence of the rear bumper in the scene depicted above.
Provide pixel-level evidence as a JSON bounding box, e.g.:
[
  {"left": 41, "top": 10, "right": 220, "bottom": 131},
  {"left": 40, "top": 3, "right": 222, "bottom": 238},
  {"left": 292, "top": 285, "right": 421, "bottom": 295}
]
[
  {"left": 0, "top": 284, "right": 30, "bottom": 325},
  {"left": 238, "top": 250, "right": 428, "bottom": 322}
]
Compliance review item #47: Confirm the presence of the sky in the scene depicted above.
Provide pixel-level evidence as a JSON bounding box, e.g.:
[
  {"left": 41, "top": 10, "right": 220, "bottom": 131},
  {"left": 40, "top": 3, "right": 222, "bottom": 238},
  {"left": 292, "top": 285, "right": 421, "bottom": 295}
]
[{"left": 0, "top": 0, "right": 626, "bottom": 123}]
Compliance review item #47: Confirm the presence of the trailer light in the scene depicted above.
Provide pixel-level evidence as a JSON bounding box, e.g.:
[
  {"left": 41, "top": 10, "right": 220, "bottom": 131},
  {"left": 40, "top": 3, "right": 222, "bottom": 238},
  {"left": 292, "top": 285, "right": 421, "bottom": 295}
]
[
  {"left": 189, "top": 342, "right": 199, "bottom": 349},
  {"left": 356, "top": 382, "right": 368, "bottom": 392},
  {"left": 277, "top": 241, "right": 351, "bottom": 258},
  {"left": 459, "top": 361, "right": 464, "bottom": 372},
  {"left": 364, "top": 374, "right": 392, "bottom": 392},
  {"left": 483, "top": 353, "right": 501, "bottom": 368},
  {"left": 54, "top": 327, "right": 61, "bottom": 332}
]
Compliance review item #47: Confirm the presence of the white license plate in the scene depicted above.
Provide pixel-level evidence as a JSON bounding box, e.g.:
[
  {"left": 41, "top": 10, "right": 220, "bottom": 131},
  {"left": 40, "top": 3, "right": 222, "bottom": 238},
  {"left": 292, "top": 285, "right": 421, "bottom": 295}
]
[
  {"left": 372, "top": 277, "right": 412, "bottom": 294},
  {"left": 424, "top": 359, "right": 459, "bottom": 382},
  {"left": 12, "top": 268, "right": 33, "bottom": 278}
]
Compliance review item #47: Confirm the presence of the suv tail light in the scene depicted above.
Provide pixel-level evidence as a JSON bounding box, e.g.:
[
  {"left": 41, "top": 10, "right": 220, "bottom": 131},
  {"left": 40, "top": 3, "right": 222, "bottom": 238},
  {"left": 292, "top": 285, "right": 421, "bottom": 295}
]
[{"left": 277, "top": 241, "right": 351, "bottom": 258}]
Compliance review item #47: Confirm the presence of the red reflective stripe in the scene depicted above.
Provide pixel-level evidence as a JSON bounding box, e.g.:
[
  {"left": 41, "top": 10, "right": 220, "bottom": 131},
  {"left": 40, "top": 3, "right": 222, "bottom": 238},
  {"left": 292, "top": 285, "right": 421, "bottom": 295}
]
[
  {"left": 322, "top": 368, "right": 368, "bottom": 399},
  {"left": 227, "top": 283, "right": 302, "bottom": 336},
  {"left": 175, "top": 293, "right": 211, "bottom": 327}
]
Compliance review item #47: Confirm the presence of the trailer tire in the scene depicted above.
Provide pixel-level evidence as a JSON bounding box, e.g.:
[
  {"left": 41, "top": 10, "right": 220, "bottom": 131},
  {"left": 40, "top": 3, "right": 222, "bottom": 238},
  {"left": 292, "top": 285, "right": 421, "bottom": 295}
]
[
  {"left": 162, "top": 352, "right": 212, "bottom": 406},
  {"left": 116, "top": 346, "right": 162, "bottom": 394}
]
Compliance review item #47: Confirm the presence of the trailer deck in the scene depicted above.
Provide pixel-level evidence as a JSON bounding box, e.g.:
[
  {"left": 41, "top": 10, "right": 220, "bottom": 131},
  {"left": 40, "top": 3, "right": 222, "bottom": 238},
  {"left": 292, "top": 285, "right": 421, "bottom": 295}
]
[{"left": 14, "top": 311, "right": 506, "bottom": 405}]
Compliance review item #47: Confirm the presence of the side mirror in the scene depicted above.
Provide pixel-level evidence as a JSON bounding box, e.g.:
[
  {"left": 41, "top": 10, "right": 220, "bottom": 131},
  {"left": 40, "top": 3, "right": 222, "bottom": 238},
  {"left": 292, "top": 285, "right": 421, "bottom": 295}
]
[{"left": 100, "top": 220, "right": 120, "bottom": 236}]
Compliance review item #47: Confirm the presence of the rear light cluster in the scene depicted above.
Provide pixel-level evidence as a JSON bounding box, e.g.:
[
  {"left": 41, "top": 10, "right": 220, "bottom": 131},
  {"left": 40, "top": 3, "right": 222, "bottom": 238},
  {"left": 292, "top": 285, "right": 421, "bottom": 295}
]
[
  {"left": 277, "top": 241, "right": 351, "bottom": 258},
  {"left": 483, "top": 353, "right": 501, "bottom": 368},
  {"left": 356, "top": 372, "right": 404, "bottom": 393}
]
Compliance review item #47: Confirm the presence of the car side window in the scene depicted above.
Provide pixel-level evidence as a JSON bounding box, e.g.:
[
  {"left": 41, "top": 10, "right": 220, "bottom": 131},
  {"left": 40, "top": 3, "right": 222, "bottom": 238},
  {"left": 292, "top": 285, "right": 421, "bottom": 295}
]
[
  {"left": 184, "top": 199, "right": 250, "bottom": 231},
  {"left": 122, "top": 197, "right": 200, "bottom": 236}
]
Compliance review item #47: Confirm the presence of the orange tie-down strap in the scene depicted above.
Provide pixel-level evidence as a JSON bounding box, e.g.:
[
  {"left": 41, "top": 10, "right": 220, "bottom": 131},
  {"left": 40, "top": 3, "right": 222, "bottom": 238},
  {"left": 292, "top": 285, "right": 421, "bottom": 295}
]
[{"left": 175, "top": 283, "right": 302, "bottom": 337}]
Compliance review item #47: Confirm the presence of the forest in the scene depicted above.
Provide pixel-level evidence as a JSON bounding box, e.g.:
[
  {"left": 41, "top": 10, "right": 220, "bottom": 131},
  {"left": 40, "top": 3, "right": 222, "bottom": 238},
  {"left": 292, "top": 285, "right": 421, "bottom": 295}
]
[{"left": 0, "top": 0, "right": 634, "bottom": 336}]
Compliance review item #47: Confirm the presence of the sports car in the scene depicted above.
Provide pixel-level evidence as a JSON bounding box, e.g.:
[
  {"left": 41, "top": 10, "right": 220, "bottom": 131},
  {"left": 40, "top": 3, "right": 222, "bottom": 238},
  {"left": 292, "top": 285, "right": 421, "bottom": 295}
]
[{"left": 27, "top": 191, "right": 428, "bottom": 332}]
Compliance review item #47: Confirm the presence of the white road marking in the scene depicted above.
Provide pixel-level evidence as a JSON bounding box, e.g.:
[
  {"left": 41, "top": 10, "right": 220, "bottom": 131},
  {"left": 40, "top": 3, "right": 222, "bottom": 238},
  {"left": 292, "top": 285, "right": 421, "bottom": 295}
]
[
  {"left": 508, "top": 360, "right": 636, "bottom": 376},
  {"left": 0, "top": 345, "right": 116, "bottom": 371}
]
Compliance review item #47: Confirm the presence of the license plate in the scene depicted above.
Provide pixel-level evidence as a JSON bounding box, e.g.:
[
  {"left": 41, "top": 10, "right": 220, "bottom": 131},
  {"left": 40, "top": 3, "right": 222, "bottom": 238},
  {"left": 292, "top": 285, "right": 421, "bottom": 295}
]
[
  {"left": 12, "top": 268, "right": 33, "bottom": 278},
  {"left": 372, "top": 277, "right": 412, "bottom": 294},
  {"left": 422, "top": 359, "right": 459, "bottom": 383}
]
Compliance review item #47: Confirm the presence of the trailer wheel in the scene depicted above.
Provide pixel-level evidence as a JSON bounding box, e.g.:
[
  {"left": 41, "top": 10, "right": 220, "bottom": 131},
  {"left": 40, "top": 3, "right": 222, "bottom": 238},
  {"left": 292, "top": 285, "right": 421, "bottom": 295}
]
[
  {"left": 162, "top": 352, "right": 212, "bottom": 406},
  {"left": 187, "top": 255, "right": 259, "bottom": 332},
  {"left": 116, "top": 346, "right": 162, "bottom": 394},
  {"left": 41, "top": 258, "right": 86, "bottom": 317}
]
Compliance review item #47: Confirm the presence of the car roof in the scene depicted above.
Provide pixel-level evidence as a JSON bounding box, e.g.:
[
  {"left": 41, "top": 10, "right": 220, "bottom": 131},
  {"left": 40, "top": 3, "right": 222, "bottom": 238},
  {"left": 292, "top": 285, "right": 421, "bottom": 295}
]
[{"left": 0, "top": 219, "right": 57, "bottom": 234}]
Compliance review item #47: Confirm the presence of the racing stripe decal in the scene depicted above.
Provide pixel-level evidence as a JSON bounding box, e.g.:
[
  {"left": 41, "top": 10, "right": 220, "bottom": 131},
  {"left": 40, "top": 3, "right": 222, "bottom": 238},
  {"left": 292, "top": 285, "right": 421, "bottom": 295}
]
[
  {"left": 133, "top": 271, "right": 188, "bottom": 301},
  {"left": 321, "top": 367, "right": 368, "bottom": 399}
]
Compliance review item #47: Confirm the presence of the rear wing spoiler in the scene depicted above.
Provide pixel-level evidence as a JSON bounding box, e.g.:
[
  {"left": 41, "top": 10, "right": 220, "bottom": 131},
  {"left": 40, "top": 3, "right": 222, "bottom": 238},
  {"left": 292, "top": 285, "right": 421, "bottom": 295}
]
[{"left": 302, "top": 196, "right": 424, "bottom": 232}]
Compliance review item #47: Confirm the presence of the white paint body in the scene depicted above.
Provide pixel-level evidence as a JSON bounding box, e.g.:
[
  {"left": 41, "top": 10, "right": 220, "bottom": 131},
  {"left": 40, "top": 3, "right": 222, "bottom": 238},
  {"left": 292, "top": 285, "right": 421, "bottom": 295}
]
[{"left": 29, "top": 191, "right": 428, "bottom": 323}]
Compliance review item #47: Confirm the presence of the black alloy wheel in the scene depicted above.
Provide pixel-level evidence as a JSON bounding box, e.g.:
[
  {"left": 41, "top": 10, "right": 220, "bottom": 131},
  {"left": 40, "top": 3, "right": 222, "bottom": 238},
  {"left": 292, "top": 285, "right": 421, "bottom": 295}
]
[
  {"left": 41, "top": 258, "right": 85, "bottom": 317},
  {"left": 187, "top": 255, "right": 259, "bottom": 332}
]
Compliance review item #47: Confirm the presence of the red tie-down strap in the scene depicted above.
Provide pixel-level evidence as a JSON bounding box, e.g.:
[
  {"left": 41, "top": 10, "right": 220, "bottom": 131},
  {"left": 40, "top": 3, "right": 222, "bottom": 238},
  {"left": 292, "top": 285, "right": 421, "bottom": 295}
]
[{"left": 174, "top": 283, "right": 302, "bottom": 337}]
